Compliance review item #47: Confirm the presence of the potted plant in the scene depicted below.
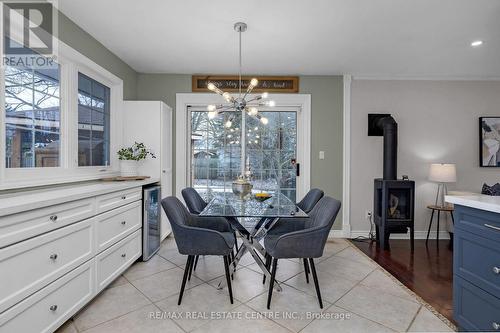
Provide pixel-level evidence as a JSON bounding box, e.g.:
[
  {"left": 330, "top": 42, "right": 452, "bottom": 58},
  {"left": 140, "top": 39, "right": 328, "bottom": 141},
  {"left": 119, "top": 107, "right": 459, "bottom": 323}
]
[{"left": 117, "top": 142, "right": 156, "bottom": 177}]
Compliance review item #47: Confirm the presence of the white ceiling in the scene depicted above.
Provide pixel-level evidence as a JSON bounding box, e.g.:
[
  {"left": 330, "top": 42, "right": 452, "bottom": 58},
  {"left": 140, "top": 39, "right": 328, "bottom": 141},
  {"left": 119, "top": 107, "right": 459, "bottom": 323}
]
[{"left": 58, "top": 0, "right": 500, "bottom": 78}]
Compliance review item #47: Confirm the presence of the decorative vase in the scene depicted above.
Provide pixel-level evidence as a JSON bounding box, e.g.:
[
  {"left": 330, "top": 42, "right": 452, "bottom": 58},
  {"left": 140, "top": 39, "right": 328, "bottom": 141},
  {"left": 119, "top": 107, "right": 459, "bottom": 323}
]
[
  {"left": 120, "top": 160, "right": 139, "bottom": 177},
  {"left": 232, "top": 176, "right": 253, "bottom": 199}
]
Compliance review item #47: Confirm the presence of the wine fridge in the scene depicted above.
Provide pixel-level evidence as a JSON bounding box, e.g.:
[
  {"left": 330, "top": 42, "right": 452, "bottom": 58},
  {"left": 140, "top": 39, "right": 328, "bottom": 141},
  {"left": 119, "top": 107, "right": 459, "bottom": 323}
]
[{"left": 142, "top": 185, "right": 161, "bottom": 261}]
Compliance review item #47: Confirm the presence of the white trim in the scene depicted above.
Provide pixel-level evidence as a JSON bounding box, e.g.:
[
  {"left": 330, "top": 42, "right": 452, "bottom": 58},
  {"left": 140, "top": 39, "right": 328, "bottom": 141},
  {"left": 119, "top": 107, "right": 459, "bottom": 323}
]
[
  {"left": 328, "top": 229, "right": 346, "bottom": 239},
  {"left": 352, "top": 75, "right": 500, "bottom": 81},
  {"left": 349, "top": 230, "right": 451, "bottom": 240},
  {"left": 175, "top": 93, "right": 311, "bottom": 199},
  {"left": 342, "top": 75, "right": 352, "bottom": 238}
]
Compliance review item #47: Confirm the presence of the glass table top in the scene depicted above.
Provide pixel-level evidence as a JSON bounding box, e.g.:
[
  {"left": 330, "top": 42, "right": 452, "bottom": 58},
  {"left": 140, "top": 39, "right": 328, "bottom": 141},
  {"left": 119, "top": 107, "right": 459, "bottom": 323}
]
[{"left": 199, "top": 191, "right": 308, "bottom": 218}]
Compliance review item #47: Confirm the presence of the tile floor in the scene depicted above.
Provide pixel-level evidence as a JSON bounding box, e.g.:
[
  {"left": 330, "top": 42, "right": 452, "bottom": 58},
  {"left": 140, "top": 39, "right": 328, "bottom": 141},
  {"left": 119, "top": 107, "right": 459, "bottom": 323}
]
[{"left": 57, "top": 238, "right": 455, "bottom": 333}]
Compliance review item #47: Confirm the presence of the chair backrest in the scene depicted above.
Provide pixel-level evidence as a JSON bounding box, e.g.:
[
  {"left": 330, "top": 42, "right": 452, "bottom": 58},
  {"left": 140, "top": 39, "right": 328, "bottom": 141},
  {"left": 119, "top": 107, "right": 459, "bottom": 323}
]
[
  {"left": 182, "top": 187, "right": 207, "bottom": 215},
  {"left": 297, "top": 188, "right": 324, "bottom": 213},
  {"left": 308, "top": 196, "right": 341, "bottom": 230},
  {"left": 161, "top": 196, "right": 193, "bottom": 253}
]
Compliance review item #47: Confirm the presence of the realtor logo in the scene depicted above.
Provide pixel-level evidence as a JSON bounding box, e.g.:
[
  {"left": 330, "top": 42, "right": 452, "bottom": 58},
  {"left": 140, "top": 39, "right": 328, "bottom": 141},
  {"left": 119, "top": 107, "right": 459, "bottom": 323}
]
[{"left": 1, "top": 0, "right": 58, "bottom": 68}]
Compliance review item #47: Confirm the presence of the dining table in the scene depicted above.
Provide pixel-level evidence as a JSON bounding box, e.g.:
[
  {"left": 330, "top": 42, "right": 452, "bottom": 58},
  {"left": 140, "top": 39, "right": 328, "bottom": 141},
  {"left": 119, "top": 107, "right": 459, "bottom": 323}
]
[{"left": 199, "top": 191, "right": 308, "bottom": 291}]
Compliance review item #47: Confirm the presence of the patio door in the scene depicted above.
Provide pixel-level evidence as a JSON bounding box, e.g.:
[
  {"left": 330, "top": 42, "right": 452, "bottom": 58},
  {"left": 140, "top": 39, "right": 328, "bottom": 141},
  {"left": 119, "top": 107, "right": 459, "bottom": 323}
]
[{"left": 188, "top": 106, "right": 303, "bottom": 203}]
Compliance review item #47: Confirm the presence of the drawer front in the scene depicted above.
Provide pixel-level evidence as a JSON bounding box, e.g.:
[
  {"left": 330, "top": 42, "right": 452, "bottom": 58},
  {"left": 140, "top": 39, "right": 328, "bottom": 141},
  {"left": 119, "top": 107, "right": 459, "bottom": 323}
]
[
  {"left": 96, "top": 201, "right": 142, "bottom": 252},
  {"left": 0, "top": 260, "right": 94, "bottom": 333},
  {"left": 95, "top": 230, "right": 141, "bottom": 291},
  {"left": 455, "top": 205, "right": 500, "bottom": 242},
  {"left": 0, "top": 198, "right": 94, "bottom": 248},
  {"left": 455, "top": 229, "right": 500, "bottom": 299},
  {"left": 0, "top": 220, "right": 94, "bottom": 313},
  {"left": 454, "top": 275, "right": 500, "bottom": 332},
  {"left": 96, "top": 188, "right": 142, "bottom": 214}
]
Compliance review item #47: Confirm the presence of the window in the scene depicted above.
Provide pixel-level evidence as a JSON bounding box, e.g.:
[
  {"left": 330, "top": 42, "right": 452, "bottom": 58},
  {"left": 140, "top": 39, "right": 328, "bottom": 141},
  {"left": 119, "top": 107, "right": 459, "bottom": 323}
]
[
  {"left": 4, "top": 63, "right": 61, "bottom": 168},
  {"left": 77, "top": 73, "right": 111, "bottom": 166},
  {"left": 189, "top": 109, "right": 298, "bottom": 202}
]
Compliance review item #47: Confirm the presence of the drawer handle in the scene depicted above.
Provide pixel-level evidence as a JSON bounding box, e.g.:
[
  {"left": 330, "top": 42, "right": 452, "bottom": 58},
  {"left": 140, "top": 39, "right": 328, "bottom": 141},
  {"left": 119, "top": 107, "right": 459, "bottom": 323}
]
[
  {"left": 121, "top": 253, "right": 127, "bottom": 258},
  {"left": 121, "top": 221, "right": 126, "bottom": 225},
  {"left": 494, "top": 267, "right": 500, "bottom": 275},
  {"left": 493, "top": 322, "right": 499, "bottom": 330},
  {"left": 121, "top": 196, "right": 127, "bottom": 200},
  {"left": 49, "top": 215, "right": 58, "bottom": 222},
  {"left": 484, "top": 224, "right": 500, "bottom": 232},
  {"left": 49, "top": 305, "right": 58, "bottom": 311},
  {"left": 49, "top": 254, "right": 58, "bottom": 260}
]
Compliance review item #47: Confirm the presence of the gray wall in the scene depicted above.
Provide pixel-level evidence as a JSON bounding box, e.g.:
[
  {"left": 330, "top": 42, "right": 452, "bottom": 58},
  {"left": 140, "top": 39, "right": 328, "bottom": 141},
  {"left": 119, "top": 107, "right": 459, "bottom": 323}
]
[
  {"left": 136, "top": 74, "right": 344, "bottom": 228},
  {"left": 350, "top": 79, "right": 500, "bottom": 236},
  {"left": 58, "top": 13, "right": 138, "bottom": 99}
]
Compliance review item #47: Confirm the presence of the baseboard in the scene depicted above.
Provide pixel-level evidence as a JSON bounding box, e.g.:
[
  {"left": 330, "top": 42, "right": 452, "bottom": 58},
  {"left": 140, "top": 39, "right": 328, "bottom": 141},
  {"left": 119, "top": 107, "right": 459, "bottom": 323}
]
[
  {"left": 328, "top": 229, "right": 348, "bottom": 238},
  {"left": 349, "top": 230, "right": 451, "bottom": 240}
]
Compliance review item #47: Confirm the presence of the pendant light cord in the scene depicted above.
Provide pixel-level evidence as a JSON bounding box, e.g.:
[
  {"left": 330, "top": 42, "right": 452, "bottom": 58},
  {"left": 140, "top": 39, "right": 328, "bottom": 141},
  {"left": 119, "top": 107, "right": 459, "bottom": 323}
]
[{"left": 238, "top": 29, "right": 242, "bottom": 98}]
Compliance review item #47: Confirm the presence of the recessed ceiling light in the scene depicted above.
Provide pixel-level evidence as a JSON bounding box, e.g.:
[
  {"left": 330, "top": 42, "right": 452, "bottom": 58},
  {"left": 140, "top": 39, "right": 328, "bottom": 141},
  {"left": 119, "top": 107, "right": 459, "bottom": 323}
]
[{"left": 471, "top": 40, "right": 484, "bottom": 47}]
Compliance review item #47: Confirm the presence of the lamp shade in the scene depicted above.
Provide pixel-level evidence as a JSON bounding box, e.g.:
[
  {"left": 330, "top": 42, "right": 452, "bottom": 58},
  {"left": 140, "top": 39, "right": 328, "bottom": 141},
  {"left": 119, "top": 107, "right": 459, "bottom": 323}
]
[{"left": 428, "top": 163, "right": 457, "bottom": 183}]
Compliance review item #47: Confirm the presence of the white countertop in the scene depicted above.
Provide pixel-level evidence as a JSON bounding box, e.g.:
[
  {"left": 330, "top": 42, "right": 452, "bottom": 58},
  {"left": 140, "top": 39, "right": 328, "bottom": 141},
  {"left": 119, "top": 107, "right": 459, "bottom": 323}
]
[
  {"left": 446, "top": 193, "right": 500, "bottom": 214},
  {"left": 0, "top": 178, "right": 159, "bottom": 217}
]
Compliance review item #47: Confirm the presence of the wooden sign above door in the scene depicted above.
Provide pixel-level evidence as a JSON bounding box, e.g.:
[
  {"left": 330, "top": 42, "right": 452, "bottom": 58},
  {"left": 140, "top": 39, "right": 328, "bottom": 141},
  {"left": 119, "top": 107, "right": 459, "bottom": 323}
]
[{"left": 192, "top": 75, "right": 299, "bottom": 93}]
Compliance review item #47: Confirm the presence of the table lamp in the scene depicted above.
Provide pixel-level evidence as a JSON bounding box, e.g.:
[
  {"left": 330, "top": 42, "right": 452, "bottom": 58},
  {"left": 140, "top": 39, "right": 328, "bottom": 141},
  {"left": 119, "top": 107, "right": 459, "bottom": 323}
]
[{"left": 429, "top": 163, "right": 457, "bottom": 208}]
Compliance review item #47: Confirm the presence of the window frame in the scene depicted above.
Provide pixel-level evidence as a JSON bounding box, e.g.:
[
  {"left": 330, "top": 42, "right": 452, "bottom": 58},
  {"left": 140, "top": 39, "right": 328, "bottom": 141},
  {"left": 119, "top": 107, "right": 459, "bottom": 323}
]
[{"left": 0, "top": 38, "right": 123, "bottom": 190}]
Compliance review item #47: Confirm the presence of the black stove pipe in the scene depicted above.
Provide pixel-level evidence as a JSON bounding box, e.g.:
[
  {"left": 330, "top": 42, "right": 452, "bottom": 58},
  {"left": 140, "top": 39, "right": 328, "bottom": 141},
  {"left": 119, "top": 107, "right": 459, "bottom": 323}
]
[{"left": 377, "top": 116, "right": 398, "bottom": 180}]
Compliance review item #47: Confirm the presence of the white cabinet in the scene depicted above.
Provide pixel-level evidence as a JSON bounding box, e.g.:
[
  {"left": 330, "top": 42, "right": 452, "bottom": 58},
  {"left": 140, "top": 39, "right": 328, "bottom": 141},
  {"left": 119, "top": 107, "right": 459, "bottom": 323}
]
[
  {"left": 0, "top": 219, "right": 94, "bottom": 313},
  {"left": 95, "top": 230, "right": 142, "bottom": 292},
  {"left": 0, "top": 260, "right": 95, "bottom": 333},
  {"left": 0, "top": 184, "right": 148, "bottom": 333},
  {"left": 123, "top": 101, "right": 172, "bottom": 240}
]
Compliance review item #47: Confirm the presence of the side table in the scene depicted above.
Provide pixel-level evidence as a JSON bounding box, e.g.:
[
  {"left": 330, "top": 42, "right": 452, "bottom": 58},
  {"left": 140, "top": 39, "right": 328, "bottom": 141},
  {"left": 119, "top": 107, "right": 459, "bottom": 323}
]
[{"left": 426, "top": 205, "right": 454, "bottom": 246}]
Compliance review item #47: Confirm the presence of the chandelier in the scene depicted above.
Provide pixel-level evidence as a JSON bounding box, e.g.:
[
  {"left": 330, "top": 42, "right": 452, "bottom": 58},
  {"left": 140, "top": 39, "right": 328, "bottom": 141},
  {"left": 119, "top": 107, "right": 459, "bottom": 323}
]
[{"left": 206, "top": 22, "right": 275, "bottom": 128}]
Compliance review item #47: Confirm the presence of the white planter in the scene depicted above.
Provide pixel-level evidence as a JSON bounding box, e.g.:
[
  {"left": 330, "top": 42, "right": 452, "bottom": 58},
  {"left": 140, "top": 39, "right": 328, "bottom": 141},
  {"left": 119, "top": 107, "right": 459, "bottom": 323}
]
[{"left": 120, "top": 160, "right": 139, "bottom": 177}]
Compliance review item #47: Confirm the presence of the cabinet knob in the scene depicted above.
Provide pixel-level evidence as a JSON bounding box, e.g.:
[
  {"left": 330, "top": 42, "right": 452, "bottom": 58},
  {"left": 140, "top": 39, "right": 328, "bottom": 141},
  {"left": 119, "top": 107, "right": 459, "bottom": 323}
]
[
  {"left": 50, "top": 254, "right": 58, "bottom": 260},
  {"left": 49, "top": 215, "right": 58, "bottom": 222},
  {"left": 493, "top": 322, "right": 499, "bottom": 330},
  {"left": 121, "top": 196, "right": 127, "bottom": 200},
  {"left": 493, "top": 267, "right": 500, "bottom": 275},
  {"left": 49, "top": 305, "right": 58, "bottom": 311},
  {"left": 121, "top": 253, "right": 126, "bottom": 258},
  {"left": 121, "top": 221, "right": 126, "bottom": 225}
]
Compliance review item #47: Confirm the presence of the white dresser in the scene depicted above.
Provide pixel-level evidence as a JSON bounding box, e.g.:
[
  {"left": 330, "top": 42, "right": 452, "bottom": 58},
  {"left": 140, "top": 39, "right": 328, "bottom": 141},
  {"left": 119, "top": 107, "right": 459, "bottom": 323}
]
[{"left": 0, "top": 179, "right": 158, "bottom": 333}]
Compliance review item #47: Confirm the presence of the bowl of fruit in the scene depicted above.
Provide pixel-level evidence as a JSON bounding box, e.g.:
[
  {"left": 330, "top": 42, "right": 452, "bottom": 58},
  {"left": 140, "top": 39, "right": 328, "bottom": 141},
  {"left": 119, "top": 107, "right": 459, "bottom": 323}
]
[{"left": 255, "top": 192, "right": 272, "bottom": 202}]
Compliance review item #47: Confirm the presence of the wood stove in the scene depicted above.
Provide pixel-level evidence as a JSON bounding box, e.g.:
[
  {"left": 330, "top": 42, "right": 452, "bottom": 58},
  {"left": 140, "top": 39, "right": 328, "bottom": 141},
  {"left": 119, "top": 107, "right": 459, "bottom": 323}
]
[{"left": 369, "top": 114, "right": 415, "bottom": 251}]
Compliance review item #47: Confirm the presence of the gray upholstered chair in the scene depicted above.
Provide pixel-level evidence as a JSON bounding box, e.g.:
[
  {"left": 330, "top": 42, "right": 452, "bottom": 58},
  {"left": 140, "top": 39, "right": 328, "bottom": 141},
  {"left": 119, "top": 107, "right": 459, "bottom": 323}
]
[
  {"left": 181, "top": 187, "right": 239, "bottom": 272},
  {"left": 161, "top": 196, "right": 235, "bottom": 305},
  {"left": 297, "top": 188, "right": 324, "bottom": 213},
  {"left": 263, "top": 196, "right": 341, "bottom": 309},
  {"left": 181, "top": 187, "right": 207, "bottom": 215},
  {"left": 262, "top": 188, "right": 324, "bottom": 284}
]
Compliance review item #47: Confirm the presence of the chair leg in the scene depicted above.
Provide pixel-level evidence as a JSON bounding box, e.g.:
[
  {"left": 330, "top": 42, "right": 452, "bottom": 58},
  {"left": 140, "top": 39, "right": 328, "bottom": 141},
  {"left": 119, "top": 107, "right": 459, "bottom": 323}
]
[
  {"left": 193, "top": 255, "right": 199, "bottom": 271},
  {"left": 267, "top": 258, "right": 278, "bottom": 309},
  {"left": 178, "top": 255, "right": 193, "bottom": 305},
  {"left": 188, "top": 256, "right": 195, "bottom": 281},
  {"left": 426, "top": 209, "right": 435, "bottom": 246},
  {"left": 233, "top": 231, "right": 239, "bottom": 252},
  {"left": 303, "top": 258, "right": 310, "bottom": 283},
  {"left": 223, "top": 255, "right": 234, "bottom": 304},
  {"left": 309, "top": 258, "right": 323, "bottom": 309},
  {"left": 263, "top": 253, "right": 270, "bottom": 284}
]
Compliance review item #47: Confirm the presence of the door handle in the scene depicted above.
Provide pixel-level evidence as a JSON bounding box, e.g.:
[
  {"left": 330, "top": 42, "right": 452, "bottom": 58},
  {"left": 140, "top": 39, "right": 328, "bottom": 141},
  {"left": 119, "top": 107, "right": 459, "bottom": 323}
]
[{"left": 296, "top": 163, "right": 300, "bottom": 177}]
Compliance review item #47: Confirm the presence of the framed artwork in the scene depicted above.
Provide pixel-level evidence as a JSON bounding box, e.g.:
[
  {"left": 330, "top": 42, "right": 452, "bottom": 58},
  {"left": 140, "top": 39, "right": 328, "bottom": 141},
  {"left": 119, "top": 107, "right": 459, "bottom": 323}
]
[{"left": 480, "top": 117, "right": 500, "bottom": 167}]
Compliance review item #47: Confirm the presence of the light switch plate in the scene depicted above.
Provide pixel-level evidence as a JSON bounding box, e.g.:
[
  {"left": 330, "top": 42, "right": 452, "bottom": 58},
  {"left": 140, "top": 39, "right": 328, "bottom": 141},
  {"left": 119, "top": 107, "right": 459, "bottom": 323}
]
[{"left": 319, "top": 151, "right": 325, "bottom": 160}]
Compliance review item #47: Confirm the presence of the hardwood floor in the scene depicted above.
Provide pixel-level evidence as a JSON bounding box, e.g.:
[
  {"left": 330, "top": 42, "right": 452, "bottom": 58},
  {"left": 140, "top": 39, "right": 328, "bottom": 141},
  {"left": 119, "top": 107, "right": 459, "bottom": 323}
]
[{"left": 351, "top": 238, "right": 454, "bottom": 322}]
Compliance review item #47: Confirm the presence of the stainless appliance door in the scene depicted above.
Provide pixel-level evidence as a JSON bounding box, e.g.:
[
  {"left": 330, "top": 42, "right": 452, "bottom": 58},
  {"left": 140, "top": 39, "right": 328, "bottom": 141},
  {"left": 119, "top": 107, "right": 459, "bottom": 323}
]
[{"left": 143, "top": 185, "right": 161, "bottom": 261}]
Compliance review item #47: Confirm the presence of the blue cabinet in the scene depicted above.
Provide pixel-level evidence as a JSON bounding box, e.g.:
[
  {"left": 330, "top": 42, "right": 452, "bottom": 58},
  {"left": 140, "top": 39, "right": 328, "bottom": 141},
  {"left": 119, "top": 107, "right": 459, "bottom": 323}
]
[{"left": 454, "top": 205, "right": 500, "bottom": 331}]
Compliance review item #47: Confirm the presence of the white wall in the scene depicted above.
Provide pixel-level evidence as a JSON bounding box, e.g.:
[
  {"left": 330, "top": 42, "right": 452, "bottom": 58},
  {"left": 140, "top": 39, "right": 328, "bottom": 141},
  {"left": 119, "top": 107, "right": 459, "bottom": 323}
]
[{"left": 350, "top": 79, "right": 500, "bottom": 237}]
